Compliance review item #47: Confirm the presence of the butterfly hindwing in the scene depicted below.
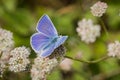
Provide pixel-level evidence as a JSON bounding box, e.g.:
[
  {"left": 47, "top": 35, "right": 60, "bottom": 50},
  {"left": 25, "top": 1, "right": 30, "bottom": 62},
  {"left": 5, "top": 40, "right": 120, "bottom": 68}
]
[
  {"left": 36, "top": 15, "right": 58, "bottom": 37},
  {"left": 30, "top": 33, "right": 50, "bottom": 52}
]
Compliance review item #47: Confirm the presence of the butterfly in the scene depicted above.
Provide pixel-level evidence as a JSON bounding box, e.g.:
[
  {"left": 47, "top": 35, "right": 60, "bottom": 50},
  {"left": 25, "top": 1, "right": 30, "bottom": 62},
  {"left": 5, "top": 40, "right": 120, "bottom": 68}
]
[{"left": 30, "top": 14, "right": 68, "bottom": 57}]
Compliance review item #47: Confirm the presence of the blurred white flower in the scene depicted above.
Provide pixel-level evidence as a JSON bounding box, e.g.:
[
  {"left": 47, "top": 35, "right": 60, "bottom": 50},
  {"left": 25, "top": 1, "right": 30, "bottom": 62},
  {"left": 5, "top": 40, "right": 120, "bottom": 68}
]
[
  {"left": 59, "top": 58, "right": 73, "bottom": 71},
  {"left": 90, "top": 1, "right": 108, "bottom": 17},
  {"left": 31, "top": 56, "right": 58, "bottom": 80},
  {"left": 75, "top": 51, "right": 83, "bottom": 59},
  {"left": 0, "top": 28, "right": 14, "bottom": 54},
  {"left": 76, "top": 19, "right": 101, "bottom": 44},
  {"left": 107, "top": 41, "right": 120, "bottom": 58},
  {"left": 0, "top": 28, "right": 14, "bottom": 76},
  {"left": 0, "top": 61, "right": 6, "bottom": 77},
  {"left": 0, "top": 51, "right": 10, "bottom": 76},
  {"left": 9, "top": 46, "right": 30, "bottom": 72}
]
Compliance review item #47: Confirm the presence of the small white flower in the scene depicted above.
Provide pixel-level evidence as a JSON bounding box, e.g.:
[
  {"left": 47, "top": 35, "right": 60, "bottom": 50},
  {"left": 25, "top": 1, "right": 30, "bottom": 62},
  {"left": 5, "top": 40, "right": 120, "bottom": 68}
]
[
  {"left": 107, "top": 41, "right": 120, "bottom": 58},
  {"left": 75, "top": 51, "right": 83, "bottom": 59},
  {"left": 59, "top": 58, "right": 73, "bottom": 71},
  {"left": 31, "top": 56, "right": 58, "bottom": 80},
  {"left": 0, "top": 28, "right": 14, "bottom": 54},
  {"left": 8, "top": 46, "right": 30, "bottom": 72},
  {"left": 76, "top": 19, "right": 101, "bottom": 44},
  {"left": 90, "top": 1, "right": 108, "bottom": 17}
]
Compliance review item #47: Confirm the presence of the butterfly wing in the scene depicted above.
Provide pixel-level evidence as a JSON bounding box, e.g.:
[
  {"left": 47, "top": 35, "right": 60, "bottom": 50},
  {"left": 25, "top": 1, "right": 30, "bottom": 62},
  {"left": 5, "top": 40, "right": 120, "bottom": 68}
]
[
  {"left": 54, "top": 36, "right": 68, "bottom": 49},
  {"left": 36, "top": 14, "right": 58, "bottom": 37},
  {"left": 38, "top": 36, "right": 68, "bottom": 57},
  {"left": 39, "top": 43, "right": 55, "bottom": 57},
  {"left": 30, "top": 33, "right": 50, "bottom": 52}
]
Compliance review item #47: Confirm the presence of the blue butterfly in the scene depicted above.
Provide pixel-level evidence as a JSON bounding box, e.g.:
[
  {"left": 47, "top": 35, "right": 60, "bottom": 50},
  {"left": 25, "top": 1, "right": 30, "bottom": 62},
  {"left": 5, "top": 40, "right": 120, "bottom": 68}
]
[{"left": 30, "top": 14, "right": 68, "bottom": 57}]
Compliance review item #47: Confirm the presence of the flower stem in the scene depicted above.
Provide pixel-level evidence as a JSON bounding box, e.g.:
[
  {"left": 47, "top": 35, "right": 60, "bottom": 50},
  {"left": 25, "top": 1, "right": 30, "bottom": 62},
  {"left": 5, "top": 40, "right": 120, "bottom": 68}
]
[
  {"left": 65, "top": 55, "right": 109, "bottom": 64},
  {"left": 99, "top": 18, "right": 109, "bottom": 36}
]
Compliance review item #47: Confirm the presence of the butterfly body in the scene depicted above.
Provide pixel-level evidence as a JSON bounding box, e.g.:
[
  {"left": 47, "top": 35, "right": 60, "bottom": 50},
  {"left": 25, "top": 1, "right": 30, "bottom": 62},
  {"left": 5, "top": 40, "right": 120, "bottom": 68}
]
[{"left": 30, "top": 14, "right": 68, "bottom": 57}]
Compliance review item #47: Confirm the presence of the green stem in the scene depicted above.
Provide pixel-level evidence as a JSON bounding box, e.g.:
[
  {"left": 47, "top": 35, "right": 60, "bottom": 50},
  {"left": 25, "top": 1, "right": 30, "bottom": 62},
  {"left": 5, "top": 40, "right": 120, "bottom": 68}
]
[
  {"left": 99, "top": 18, "right": 109, "bottom": 36},
  {"left": 65, "top": 55, "right": 109, "bottom": 64}
]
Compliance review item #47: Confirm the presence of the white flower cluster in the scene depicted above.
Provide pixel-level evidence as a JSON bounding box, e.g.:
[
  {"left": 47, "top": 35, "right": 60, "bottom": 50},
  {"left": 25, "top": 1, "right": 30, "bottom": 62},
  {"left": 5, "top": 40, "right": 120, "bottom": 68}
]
[
  {"left": 31, "top": 56, "right": 58, "bottom": 80},
  {"left": 90, "top": 1, "right": 108, "bottom": 17},
  {"left": 76, "top": 19, "right": 101, "bottom": 44},
  {"left": 0, "top": 28, "right": 31, "bottom": 76},
  {"left": 107, "top": 41, "right": 120, "bottom": 58},
  {"left": 0, "top": 28, "right": 14, "bottom": 76},
  {"left": 9, "top": 46, "right": 31, "bottom": 72},
  {"left": 0, "top": 28, "right": 14, "bottom": 54}
]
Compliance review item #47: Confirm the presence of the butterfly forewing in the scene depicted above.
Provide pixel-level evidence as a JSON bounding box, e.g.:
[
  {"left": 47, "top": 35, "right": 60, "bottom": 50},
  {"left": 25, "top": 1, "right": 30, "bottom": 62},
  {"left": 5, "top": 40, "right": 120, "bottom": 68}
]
[{"left": 36, "top": 15, "right": 58, "bottom": 37}]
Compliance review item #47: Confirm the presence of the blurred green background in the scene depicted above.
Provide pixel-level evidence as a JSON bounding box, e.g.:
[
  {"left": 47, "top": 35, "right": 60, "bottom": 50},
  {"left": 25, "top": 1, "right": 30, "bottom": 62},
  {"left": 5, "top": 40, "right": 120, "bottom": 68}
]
[{"left": 0, "top": 0, "right": 120, "bottom": 80}]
